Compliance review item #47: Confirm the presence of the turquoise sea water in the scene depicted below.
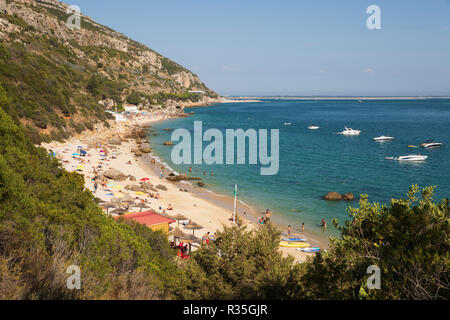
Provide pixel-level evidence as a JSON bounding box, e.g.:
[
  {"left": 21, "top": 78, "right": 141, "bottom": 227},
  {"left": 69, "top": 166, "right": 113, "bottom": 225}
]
[{"left": 148, "top": 99, "right": 450, "bottom": 237}]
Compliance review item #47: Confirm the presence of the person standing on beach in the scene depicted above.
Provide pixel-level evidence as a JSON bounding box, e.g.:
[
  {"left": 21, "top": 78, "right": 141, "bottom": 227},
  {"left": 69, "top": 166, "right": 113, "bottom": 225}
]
[
  {"left": 93, "top": 182, "right": 98, "bottom": 193},
  {"left": 321, "top": 218, "right": 327, "bottom": 229},
  {"left": 302, "top": 222, "right": 305, "bottom": 233},
  {"left": 160, "top": 170, "right": 164, "bottom": 179},
  {"left": 189, "top": 166, "right": 192, "bottom": 173},
  {"left": 265, "top": 209, "right": 272, "bottom": 222},
  {"left": 202, "top": 232, "right": 210, "bottom": 245},
  {"left": 288, "top": 225, "right": 291, "bottom": 236}
]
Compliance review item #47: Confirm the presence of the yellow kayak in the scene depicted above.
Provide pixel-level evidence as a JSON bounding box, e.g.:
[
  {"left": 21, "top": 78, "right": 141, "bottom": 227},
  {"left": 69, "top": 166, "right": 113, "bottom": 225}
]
[{"left": 279, "top": 241, "right": 310, "bottom": 248}]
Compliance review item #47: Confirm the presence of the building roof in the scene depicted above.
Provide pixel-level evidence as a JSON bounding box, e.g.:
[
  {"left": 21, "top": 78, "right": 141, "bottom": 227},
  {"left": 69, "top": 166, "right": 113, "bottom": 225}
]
[{"left": 115, "top": 211, "right": 176, "bottom": 227}]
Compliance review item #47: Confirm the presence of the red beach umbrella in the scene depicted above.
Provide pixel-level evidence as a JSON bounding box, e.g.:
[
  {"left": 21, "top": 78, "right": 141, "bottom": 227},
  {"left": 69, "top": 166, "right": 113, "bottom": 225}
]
[{"left": 140, "top": 178, "right": 150, "bottom": 182}]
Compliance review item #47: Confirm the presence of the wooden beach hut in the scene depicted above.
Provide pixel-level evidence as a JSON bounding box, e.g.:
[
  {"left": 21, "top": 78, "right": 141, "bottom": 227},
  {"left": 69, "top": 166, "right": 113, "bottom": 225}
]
[{"left": 115, "top": 211, "right": 176, "bottom": 234}]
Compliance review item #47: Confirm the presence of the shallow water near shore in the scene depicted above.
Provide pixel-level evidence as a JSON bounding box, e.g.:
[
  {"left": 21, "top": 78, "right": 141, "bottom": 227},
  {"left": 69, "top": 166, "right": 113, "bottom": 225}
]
[{"left": 147, "top": 99, "right": 450, "bottom": 239}]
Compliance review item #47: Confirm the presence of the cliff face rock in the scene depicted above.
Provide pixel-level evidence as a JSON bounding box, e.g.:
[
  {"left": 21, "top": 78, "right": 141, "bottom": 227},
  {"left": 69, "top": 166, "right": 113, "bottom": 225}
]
[{"left": 0, "top": 0, "right": 219, "bottom": 143}]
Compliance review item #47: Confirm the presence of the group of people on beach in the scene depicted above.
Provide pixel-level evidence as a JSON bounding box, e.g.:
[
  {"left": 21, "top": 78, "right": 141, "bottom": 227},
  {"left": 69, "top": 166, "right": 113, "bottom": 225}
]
[
  {"left": 258, "top": 209, "right": 273, "bottom": 224},
  {"left": 202, "top": 232, "right": 217, "bottom": 245}
]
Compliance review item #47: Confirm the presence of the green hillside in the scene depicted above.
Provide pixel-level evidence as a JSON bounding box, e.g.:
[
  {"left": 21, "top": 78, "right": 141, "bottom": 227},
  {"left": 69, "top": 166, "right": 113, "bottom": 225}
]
[{"left": 0, "top": 1, "right": 218, "bottom": 144}]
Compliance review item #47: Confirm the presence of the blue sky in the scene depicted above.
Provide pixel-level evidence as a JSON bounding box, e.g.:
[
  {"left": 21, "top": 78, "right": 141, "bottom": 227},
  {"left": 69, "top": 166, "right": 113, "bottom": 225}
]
[{"left": 74, "top": 0, "right": 450, "bottom": 96}]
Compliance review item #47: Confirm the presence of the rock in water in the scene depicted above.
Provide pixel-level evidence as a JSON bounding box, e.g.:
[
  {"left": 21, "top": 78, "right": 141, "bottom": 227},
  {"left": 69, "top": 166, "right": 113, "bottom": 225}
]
[
  {"left": 343, "top": 193, "right": 355, "bottom": 201},
  {"left": 323, "top": 192, "right": 343, "bottom": 201},
  {"left": 163, "top": 141, "right": 173, "bottom": 146}
]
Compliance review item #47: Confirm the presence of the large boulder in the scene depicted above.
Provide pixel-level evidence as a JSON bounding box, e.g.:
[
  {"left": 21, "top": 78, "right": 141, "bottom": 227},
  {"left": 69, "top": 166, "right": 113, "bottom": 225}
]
[
  {"left": 125, "top": 184, "right": 141, "bottom": 191},
  {"left": 155, "top": 184, "right": 168, "bottom": 191},
  {"left": 141, "top": 147, "right": 151, "bottom": 153},
  {"left": 103, "top": 168, "right": 127, "bottom": 181},
  {"left": 109, "top": 136, "right": 122, "bottom": 145},
  {"left": 323, "top": 192, "right": 343, "bottom": 201},
  {"left": 140, "top": 182, "right": 154, "bottom": 190}
]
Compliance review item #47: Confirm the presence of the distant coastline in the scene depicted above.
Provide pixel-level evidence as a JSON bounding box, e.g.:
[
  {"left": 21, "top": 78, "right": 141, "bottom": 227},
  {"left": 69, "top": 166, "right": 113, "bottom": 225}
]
[{"left": 226, "top": 96, "right": 450, "bottom": 100}]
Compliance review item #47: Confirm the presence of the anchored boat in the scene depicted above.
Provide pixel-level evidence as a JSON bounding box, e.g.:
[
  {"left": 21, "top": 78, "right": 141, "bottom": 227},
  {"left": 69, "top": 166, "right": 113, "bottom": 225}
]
[
  {"left": 385, "top": 154, "right": 428, "bottom": 161},
  {"left": 373, "top": 135, "right": 394, "bottom": 141},
  {"left": 420, "top": 140, "right": 443, "bottom": 148},
  {"left": 338, "top": 127, "right": 361, "bottom": 135}
]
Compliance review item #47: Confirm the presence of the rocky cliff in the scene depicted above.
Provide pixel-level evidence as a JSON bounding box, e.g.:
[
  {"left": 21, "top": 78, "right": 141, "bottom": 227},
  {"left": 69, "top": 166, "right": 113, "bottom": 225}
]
[{"left": 0, "top": 0, "right": 219, "bottom": 143}]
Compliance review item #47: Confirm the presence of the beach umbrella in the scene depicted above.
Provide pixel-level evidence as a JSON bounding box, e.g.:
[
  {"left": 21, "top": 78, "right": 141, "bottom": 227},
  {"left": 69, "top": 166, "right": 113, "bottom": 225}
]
[
  {"left": 135, "top": 191, "right": 146, "bottom": 195},
  {"left": 140, "top": 178, "right": 150, "bottom": 182},
  {"left": 184, "top": 222, "right": 203, "bottom": 235},
  {"left": 76, "top": 165, "right": 84, "bottom": 170},
  {"left": 170, "top": 227, "right": 187, "bottom": 238},
  {"left": 171, "top": 213, "right": 188, "bottom": 226},
  {"left": 110, "top": 208, "right": 127, "bottom": 216},
  {"left": 133, "top": 202, "right": 150, "bottom": 212},
  {"left": 102, "top": 202, "right": 117, "bottom": 214},
  {"left": 72, "top": 153, "right": 79, "bottom": 156}
]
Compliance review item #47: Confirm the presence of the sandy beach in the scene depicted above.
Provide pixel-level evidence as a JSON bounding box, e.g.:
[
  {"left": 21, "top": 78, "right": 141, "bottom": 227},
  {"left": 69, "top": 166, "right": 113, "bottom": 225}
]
[{"left": 42, "top": 111, "right": 321, "bottom": 263}]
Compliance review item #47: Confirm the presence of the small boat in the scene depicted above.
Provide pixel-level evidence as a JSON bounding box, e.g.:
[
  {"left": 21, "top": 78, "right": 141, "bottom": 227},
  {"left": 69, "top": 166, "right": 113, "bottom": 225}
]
[
  {"left": 420, "top": 140, "right": 443, "bottom": 149},
  {"left": 284, "top": 122, "right": 292, "bottom": 126},
  {"left": 308, "top": 125, "right": 320, "bottom": 130},
  {"left": 297, "top": 247, "right": 320, "bottom": 253},
  {"left": 385, "top": 154, "right": 428, "bottom": 161},
  {"left": 279, "top": 241, "right": 310, "bottom": 248},
  {"left": 373, "top": 135, "right": 394, "bottom": 141},
  {"left": 282, "top": 237, "right": 307, "bottom": 242},
  {"left": 338, "top": 127, "right": 361, "bottom": 135}
]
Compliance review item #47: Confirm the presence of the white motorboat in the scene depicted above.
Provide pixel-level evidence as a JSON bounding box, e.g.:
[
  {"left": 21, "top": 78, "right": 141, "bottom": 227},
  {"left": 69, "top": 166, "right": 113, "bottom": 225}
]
[
  {"left": 284, "top": 122, "right": 292, "bottom": 126},
  {"left": 420, "top": 140, "right": 443, "bottom": 148},
  {"left": 338, "top": 127, "right": 361, "bottom": 135},
  {"left": 308, "top": 125, "right": 320, "bottom": 130},
  {"left": 385, "top": 154, "right": 428, "bottom": 161},
  {"left": 373, "top": 135, "right": 394, "bottom": 141}
]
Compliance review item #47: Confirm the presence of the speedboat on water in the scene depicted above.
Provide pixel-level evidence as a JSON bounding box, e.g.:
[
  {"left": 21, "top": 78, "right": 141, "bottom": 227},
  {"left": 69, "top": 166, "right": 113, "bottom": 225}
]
[
  {"left": 284, "top": 122, "right": 292, "bottom": 126},
  {"left": 420, "top": 140, "right": 443, "bottom": 148},
  {"left": 338, "top": 127, "right": 361, "bottom": 135},
  {"left": 385, "top": 154, "right": 428, "bottom": 161},
  {"left": 373, "top": 135, "right": 394, "bottom": 141},
  {"left": 308, "top": 125, "right": 320, "bottom": 130}
]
